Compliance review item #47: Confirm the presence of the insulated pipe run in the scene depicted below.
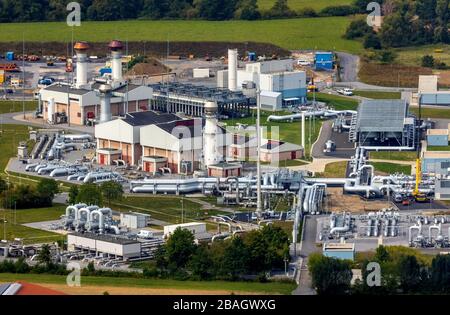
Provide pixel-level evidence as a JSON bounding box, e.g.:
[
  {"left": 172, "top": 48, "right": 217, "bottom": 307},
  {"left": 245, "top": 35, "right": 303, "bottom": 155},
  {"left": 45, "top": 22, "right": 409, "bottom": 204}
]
[{"left": 89, "top": 210, "right": 104, "bottom": 234}]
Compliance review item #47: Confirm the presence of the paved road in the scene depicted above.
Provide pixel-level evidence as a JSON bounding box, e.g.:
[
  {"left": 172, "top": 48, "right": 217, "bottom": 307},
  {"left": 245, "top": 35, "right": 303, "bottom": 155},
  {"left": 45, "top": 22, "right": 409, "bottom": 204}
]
[
  {"left": 292, "top": 215, "right": 319, "bottom": 295},
  {"left": 336, "top": 52, "right": 359, "bottom": 82}
]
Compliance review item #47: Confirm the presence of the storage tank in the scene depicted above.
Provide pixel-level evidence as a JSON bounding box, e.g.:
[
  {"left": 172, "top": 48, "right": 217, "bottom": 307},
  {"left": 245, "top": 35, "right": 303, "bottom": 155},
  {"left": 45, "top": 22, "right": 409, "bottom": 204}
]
[
  {"left": 228, "top": 49, "right": 238, "bottom": 91},
  {"left": 74, "top": 42, "right": 89, "bottom": 88},
  {"left": 47, "top": 98, "right": 55, "bottom": 124}
]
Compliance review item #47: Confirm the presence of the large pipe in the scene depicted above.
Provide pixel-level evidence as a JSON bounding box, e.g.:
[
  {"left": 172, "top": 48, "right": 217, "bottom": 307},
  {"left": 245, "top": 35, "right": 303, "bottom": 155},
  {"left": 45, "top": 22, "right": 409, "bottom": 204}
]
[
  {"left": 301, "top": 112, "right": 306, "bottom": 149},
  {"left": 409, "top": 224, "right": 422, "bottom": 243},
  {"left": 99, "top": 84, "right": 112, "bottom": 123},
  {"left": 89, "top": 210, "right": 104, "bottom": 234},
  {"left": 228, "top": 49, "right": 238, "bottom": 91},
  {"left": 267, "top": 110, "right": 357, "bottom": 122}
]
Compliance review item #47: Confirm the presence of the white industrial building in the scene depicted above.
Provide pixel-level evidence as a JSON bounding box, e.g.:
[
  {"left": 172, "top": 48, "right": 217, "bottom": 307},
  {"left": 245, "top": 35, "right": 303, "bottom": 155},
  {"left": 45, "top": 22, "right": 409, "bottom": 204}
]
[
  {"left": 218, "top": 50, "right": 307, "bottom": 111},
  {"left": 67, "top": 233, "right": 141, "bottom": 260},
  {"left": 163, "top": 222, "right": 210, "bottom": 242},
  {"left": 120, "top": 212, "right": 151, "bottom": 229},
  {"left": 39, "top": 40, "right": 153, "bottom": 126}
]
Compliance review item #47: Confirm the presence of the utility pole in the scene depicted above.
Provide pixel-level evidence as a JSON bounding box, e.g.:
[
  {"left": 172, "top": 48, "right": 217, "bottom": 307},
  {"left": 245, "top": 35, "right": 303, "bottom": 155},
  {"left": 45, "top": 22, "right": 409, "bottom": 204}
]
[
  {"left": 256, "top": 86, "right": 262, "bottom": 217},
  {"left": 22, "top": 32, "right": 25, "bottom": 119}
]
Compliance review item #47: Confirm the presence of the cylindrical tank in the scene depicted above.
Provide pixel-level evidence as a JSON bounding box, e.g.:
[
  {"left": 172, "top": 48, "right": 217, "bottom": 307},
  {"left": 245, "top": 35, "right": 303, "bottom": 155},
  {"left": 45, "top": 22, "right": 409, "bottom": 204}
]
[
  {"left": 203, "top": 101, "right": 220, "bottom": 167},
  {"left": 74, "top": 41, "right": 89, "bottom": 88},
  {"left": 99, "top": 84, "right": 112, "bottom": 123},
  {"left": 47, "top": 98, "right": 55, "bottom": 124},
  {"left": 228, "top": 49, "right": 238, "bottom": 91},
  {"left": 109, "top": 40, "right": 124, "bottom": 82}
]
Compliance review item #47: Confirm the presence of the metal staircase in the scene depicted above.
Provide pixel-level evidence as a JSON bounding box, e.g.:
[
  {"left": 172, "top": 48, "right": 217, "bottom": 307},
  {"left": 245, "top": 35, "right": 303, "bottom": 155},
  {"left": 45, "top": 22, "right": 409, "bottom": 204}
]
[{"left": 348, "top": 112, "right": 358, "bottom": 142}]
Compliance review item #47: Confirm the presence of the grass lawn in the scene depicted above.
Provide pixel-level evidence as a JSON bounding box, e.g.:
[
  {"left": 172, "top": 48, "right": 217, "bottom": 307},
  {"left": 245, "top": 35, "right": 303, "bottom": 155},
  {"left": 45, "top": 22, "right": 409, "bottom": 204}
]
[
  {"left": 112, "top": 196, "right": 228, "bottom": 225},
  {"left": 257, "top": 0, "right": 353, "bottom": 11},
  {"left": 0, "top": 100, "right": 37, "bottom": 115},
  {"left": 427, "top": 145, "right": 450, "bottom": 151},
  {"left": 316, "top": 161, "right": 348, "bottom": 178},
  {"left": 369, "top": 162, "right": 411, "bottom": 175},
  {"left": 369, "top": 151, "right": 417, "bottom": 161},
  {"left": 0, "top": 17, "right": 362, "bottom": 53},
  {"left": 352, "top": 90, "right": 401, "bottom": 99},
  {"left": 395, "top": 44, "right": 450, "bottom": 67},
  {"left": 0, "top": 124, "right": 31, "bottom": 172},
  {"left": 410, "top": 107, "right": 450, "bottom": 119},
  {"left": 224, "top": 110, "right": 322, "bottom": 158},
  {"left": 312, "top": 92, "right": 359, "bottom": 111},
  {"left": 0, "top": 205, "right": 66, "bottom": 244},
  {"left": 0, "top": 273, "right": 296, "bottom": 294}
]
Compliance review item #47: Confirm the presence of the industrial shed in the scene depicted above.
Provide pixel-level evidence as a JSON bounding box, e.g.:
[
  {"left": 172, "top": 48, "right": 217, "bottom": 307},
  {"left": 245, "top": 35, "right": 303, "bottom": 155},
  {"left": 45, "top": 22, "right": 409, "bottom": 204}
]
[
  {"left": 352, "top": 99, "right": 415, "bottom": 147},
  {"left": 323, "top": 242, "right": 355, "bottom": 261}
]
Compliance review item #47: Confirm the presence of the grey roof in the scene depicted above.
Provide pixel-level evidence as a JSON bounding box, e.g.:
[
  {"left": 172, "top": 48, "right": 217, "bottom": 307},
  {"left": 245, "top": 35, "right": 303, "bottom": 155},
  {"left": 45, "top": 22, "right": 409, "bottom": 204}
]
[
  {"left": 71, "top": 232, "right": 140, "bottom": 245},
  {"left": 356, "top": 99, "right": 407, "bottom": 133},
  {"left": 122, "top": 111, "right": 181, "bottom": 126},
  {"left": 44, "top": 84, "right": 91, "bottom": 95}
]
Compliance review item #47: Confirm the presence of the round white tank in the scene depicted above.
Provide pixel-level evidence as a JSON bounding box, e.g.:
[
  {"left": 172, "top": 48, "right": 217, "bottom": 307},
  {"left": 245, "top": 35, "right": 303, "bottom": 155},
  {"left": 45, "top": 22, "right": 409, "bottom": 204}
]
[
  {"left": 203, "top": 101, "right": 220, "bottom": 167},
  {"left": 76, "top": 52, "right": 88, "bottom": 88},
  {"left": 47, "top": 98, "right": 55, "bottom": 124},
  {"left": 228, "top": 49, "right": 238, "bottom": 92}
]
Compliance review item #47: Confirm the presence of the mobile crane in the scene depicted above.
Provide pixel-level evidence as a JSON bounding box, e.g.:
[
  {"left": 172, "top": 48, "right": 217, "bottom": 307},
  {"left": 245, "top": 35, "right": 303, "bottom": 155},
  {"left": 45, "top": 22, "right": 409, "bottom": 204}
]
[{"left": 413, "top": 96, "right": 428, "bottom": 203}]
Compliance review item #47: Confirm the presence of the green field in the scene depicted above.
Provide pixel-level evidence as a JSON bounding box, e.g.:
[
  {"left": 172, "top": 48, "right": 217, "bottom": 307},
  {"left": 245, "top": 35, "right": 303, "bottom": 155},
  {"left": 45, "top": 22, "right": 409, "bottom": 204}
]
[
  {"left": 316, "top": 161, "right": 348, "bottom": 178},
  {"left": 224, "top": 110, "right": 322, "bottom": 158},
  {"left": 395, "top": 44, "right": 450, "bottom": 67},
  {"left": 0, "top": 124, "right": 31, "bottom": 172},
  {"left": 257, "top": 0, "right": 353, "bottom": 11},
  {"left": 112, "top": 196, "right": 228, "bottom": 225},
  {"left": 0, "top": 101, "right": 37, "bottom": 115},
  {"left": 0, "top": 18, "right": 361, "bottom": 53},
  {"left": 369, "top": 162, "right": 412, "bottom": 175},
  {"left": 353, "top": 90, "right": 401, "bottom": 99},
  {"left": 0, "top": 273, "right": 296, "bottom": 294},
  {"left": 312, "top": 92, "right": 359, "bottom": 111},
  {"left": 410, "top": 107, "right": 450, "bottom": 119},
  {"left": 369, "top": 151, "right": 417, "bottom": 161},
  {"left": 427, "top": 145, "right": 450, "bottom": 151},
  {"left": 0, "top": 205, "right": 65, "bottom": 244}
]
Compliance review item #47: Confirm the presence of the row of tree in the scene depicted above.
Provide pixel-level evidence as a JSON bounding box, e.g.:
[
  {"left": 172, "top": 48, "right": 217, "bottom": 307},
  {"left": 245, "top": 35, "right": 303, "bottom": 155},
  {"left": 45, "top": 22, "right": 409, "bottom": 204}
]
[
  {"left": 149, "top": 225, "right": 291, "bottom": 281},
  {"left": 0, "top": 178, "right": 59, "bottom": 209},
  {"left": 309, "top": 245, "right": 450, "bottom": 295},
  {"left": 345, "top": 0, "right": 450, "bottom": 49},
  {"left": 68, "top": 181, "right": 124, "bottom": 206},
  {"left": 0, "top": 0, "right": 370, "bottom": 22}
]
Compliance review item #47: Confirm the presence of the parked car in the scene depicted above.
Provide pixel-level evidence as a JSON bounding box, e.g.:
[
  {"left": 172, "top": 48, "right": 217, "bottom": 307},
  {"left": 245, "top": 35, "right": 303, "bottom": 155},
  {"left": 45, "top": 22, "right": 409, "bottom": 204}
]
[{"left": 337, "top": 88, "right": 353, "bottom": 96}]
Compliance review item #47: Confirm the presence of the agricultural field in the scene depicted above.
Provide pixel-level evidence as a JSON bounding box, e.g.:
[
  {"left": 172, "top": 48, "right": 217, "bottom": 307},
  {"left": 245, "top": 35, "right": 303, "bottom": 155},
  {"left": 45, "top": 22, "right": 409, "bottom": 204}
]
[
  {"left": 395, "top": 45, "right": 450, "bottom": 67},
  {"left": 0, "top": 17, "right": 361, "bottom": 53},
  {"left": 257, "top": 0, "right": 353, "bottom": 11},
  {"left": 0, "top": 101, "right": 37, "bottom": 115},
  {"left": 0, "top": 273, "right": 296, "bottom": 295},
  {"left": 0, "top": 205, "right": 65, "bottom": 244}
]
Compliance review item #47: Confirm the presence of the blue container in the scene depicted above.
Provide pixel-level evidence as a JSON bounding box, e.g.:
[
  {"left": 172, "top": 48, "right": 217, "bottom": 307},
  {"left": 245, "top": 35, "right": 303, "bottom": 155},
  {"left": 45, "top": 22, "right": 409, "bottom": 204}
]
[
  {"left": 99, "top": 67, "right": 112, "bottom": 76},
  {"left": 315, "top": 51, "right": 334, "bottom": 71},
  {"left": 6, "top": 52, "right": 14, "bottom": 61},
  {"left": 248, "top": 52, "right": 256, "bottom": 62}
]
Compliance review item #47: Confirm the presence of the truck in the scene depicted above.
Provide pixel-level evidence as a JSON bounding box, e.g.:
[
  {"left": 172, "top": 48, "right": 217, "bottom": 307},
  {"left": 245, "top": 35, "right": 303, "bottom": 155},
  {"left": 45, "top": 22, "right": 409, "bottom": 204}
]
[
  {"left": 137, "top": 230, "right": 153, "bottom": 239},
  {"left": 323, "top": 140, "right": 336, "bottom": 153}
]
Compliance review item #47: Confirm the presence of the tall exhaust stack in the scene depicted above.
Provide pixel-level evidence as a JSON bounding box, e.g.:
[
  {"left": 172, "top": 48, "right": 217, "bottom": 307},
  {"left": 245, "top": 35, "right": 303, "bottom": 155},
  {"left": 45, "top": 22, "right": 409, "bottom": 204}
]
[
  {"left": 109, "top": 40, "right": 124, "bottom": 83},
  {"left": 203, "top": 101, "right": 220, "bottom": 167},
  {"left": 74, "top": 41, "right": 89, "bottom": 88},
  {"left": 228, "top": 49, "right": 238, "bottom": 91},
  {"left": 99, "top": 84, "right": 112, "bottom": 123}
]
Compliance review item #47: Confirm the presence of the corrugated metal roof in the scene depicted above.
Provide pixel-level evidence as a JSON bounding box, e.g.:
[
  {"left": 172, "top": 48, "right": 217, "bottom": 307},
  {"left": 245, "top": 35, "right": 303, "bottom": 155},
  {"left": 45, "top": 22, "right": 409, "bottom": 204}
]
[
  {"left": 356, "top": 99, "right": 407, "bottom": 133},
  {"left": 44, "top": 84, "right": 91, "bottom": 95},
  {"left": 122, "top": 111, "right": 181, "bottom": 126}
]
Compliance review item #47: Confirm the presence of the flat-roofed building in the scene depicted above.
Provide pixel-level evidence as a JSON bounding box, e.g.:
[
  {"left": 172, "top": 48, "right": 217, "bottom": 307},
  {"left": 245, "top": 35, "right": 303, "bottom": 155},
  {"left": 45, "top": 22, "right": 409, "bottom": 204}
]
[{"left": 323, "top": 242, "right": 355, "bottom": 261}]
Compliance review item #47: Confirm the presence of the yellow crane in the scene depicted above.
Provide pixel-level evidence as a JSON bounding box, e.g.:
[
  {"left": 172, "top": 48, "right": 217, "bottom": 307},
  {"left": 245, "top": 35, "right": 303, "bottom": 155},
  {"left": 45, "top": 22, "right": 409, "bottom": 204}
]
[{"left": 413, "top": 96, "right": 427, "bottom": 202}]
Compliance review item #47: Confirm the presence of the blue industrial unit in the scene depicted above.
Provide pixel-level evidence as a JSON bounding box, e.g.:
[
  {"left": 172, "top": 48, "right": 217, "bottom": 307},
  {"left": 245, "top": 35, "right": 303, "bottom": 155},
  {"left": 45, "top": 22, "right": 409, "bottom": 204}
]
[
  {"left": 248, "top": 52, "right": 256, "bottom": 62},
  {"left": 6, "top": 52, "right": 14, "bottom": 61},
  {"left": 323, "top": 243, "right": 355, "bottom": 261},
  {"left": 427, "top": 130, "right": 449, "bottom": 146},
  {"left": 315, "top": 51, "right": 334, "bottom": 71},
  {"left": 422, "top": 151, "right": 450, "bottom": 175},
  {"left": 99, "top": 67, "right": 112, "bottom": 76}
]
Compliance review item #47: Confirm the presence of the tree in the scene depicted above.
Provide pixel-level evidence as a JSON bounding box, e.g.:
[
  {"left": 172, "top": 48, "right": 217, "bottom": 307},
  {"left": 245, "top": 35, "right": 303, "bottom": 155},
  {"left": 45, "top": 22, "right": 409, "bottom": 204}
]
[
  {"left": 37, "top": 178, "right": 59, "bottom": 206},
  {"left": 76, "top": 183, "right": 103, "bottom": 206},
  {"left": 344, "top": 19, "right": 373, "bottom": 39},
  {"left": 68, "top": 185, "right": 79, "bottom": 205},
  {"left": 309, "top": 253, "right": 353, "bottom": 295},
  {"left": 37, "top": 244, "right": 52, "bottom": 267},
  {"left": 421, "top": 55, "right": 435, "bottom": 68},
  {"left": 267, "top": 0, "right": 295, "bottom": 18},
  {"left": 374, "top": 245, "right": 390, "bottom": 262},
  {"left": 398, "top": 255, "right": 423, "bottom": 293},
  {"left": 430, "top": 254, "right": 450, "bottom": 292},
  {"left": 0, "top": 178, "right": 7, "bottom": 194},
  {"left": 141, "top": 0, "right": 169, "bottom": 19},
  {"left": 195, "top": 0, "right": 238, "bottom": 20},
  {"left": 222, "top": 236, "right": 249, "bottom": 279},
  {"left": 235, "top": 0, "right": 260, "bottom": 20},
  {"left": 165, "top": 227, "right": 196, "bottom": 269},
  {"left": 363, "top": 33, "right": 382, "bottom": 49},
  {"left": 100, "top": 181, "right": 123, "bottom": 206},
  {"left": 188, "top": 244, "right": 213, "bottom": 279},
  {"left": 434, "top": 0, "right": 449, "bottom": 43}
]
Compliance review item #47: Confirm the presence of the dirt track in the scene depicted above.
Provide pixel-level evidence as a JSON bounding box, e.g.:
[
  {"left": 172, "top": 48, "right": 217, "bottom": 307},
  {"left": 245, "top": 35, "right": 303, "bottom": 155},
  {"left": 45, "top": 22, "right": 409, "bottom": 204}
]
[{"left": 0, "top": 41, "right": 289, "bottom": 59}]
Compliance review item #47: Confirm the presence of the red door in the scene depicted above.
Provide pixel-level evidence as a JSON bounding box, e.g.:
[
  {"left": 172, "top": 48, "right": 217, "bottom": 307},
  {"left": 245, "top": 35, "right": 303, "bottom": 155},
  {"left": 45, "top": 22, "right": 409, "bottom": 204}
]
[
  {"left": 291, "top": 151, "right": 297, "bottom": 159},
  {"left": 99, "top": 154, "right": 105, "bottom": 165}
]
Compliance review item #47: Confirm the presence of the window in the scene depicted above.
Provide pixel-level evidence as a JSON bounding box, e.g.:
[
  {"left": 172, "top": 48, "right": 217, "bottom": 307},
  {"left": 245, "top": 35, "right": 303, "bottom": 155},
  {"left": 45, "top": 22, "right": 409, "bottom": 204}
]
[
  {"left": 441, "top": 161, "right": 450, "bottom": 169},
  {"left": 440, "top": 180, "right": 450, "bottom": 188}
]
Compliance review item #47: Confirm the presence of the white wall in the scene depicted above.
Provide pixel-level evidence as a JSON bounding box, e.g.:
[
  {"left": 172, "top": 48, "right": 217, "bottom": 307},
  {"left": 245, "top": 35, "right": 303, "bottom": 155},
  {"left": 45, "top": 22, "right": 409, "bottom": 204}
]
[{"left": 95, "top": 119, "right": 140, "bottom": 144}]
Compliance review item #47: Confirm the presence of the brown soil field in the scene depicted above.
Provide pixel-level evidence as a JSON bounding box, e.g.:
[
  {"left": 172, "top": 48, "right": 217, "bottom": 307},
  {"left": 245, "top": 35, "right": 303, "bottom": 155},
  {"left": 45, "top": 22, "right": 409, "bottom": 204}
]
[
  {"left": 0, "top": 41, "right": 289, "bottom": 59},
  {"left": 32, "top": 283, "right": 258, "bottom": 295},
  {"left": 327, "top": 187, "right": 392, "bottom": 213}
]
